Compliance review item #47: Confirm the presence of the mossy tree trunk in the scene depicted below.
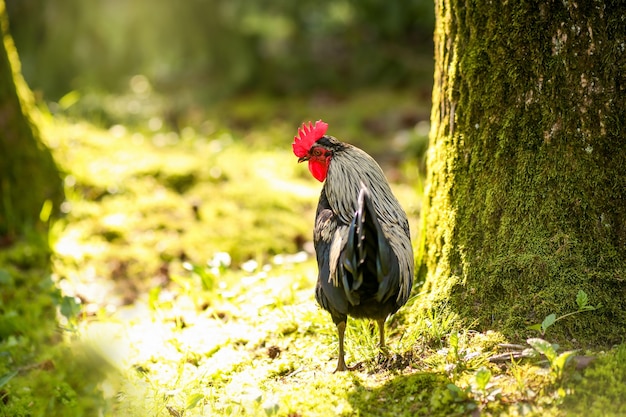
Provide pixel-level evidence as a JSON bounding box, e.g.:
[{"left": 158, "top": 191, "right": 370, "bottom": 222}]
[
  {"left": 0, "top": 0, "right": 62, "bottom": 239},
  {"left": 418, "top": 0, "right": 626, "bottom": 344}
]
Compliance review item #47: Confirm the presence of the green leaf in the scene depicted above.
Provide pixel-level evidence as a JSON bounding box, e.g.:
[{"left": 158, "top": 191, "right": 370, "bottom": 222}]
[
  {"left": 527, "top": 338, "right": 557, "bottom": 362},
  {"left": 39, "top": 199, "right": 54, "bottom": 222},
  {"left": 576, "top": 290, "right": 589, "bottom": 310},
  {"left": 148, "top": 286, "right": 161, "bottom": 310},
  {"left": 0, "top": 269, "right": 12, "bottom": 285},
  {"left": 198, "top": 268, "right": 215, "bottom": 291},
  {"left": 0, "top": 370, "right": 18, "bottom": 388},
  {"left": 446, "top": 383, "right": 462, "bottom": 395},
  {"left": 186, "top": 393, "right": 205, "bottom": 410},
  {"left": 541, "top": 313, "right": 557, "bottom": 333},
  {"left": 264, "top": 401, "right": 280, "bottom": 416},
  {"left": 58, "top": 90, "right": 81, "bottom": 110},
  {"left": 475, "top": 367, "right": 491, "bottom": 391},
  {"left": 527, "top": 323, "right": 542, "bottom": 332},
  {"left": 59, "top": 296, "right": 81, "bottom": 320},
  {"left": 449, "top": 332, "right": 459, "bottom": 350},
  {"left": 183, "top": 262, "right": 216, "bottom": 290},
  {"left": 553, "top": 350, "right": 576, "bottom": 373}
]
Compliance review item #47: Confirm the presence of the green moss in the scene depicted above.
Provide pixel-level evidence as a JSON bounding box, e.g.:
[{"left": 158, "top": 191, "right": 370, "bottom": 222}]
[
  {"left": 346, "top": 372, "right": 452, "bottom": 416},
  {"left": 420, "top": 0, "right": 626, "bottom": 346},
  {"left": 563, "top": 344, "right": 626, "bottom": 415},
  {"left": 0, "top": 238, "right": 107, "bottom": 416}
]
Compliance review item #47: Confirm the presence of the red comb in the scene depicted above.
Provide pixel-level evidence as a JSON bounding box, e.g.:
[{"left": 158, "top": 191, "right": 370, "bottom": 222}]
[{"left": 292, "top": 120, "right": 329, "bottom": 158}]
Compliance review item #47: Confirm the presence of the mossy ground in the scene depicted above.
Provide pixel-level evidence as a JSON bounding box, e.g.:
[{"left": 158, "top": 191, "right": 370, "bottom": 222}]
[{"left": 1, "top": 92, "right": 626, "bottom": 416}]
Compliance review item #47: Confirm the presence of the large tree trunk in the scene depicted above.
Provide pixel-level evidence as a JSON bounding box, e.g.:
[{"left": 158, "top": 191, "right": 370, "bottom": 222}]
[
  {"left": 418, "top": 0, "right": 626, "bottom": 344},
  {"left": 0, "top": 0, "right": 62, "bottom": 238}
]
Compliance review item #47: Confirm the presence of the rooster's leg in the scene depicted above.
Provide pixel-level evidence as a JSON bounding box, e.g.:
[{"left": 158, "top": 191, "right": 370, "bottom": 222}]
[
  {"left": 334, "top": 321, "right": 357, "bottom": 372},
  {"left": 376, "top": 318, "right": 390, "bottom": 362},
  {"left": 377, "top": 318, "right": 386, "bottom": 349},
  {"left": 334, "top": 321, "right": 349, "bottom": 372}
]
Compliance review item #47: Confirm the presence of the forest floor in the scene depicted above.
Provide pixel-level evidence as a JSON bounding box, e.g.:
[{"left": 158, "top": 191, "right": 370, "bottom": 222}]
[{"left": 2, "top": 90, "right": 626, "bottom": 416}]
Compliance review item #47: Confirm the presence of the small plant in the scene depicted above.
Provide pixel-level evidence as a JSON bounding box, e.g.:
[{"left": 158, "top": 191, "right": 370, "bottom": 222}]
[
  {"left": 431, "top": 367, "right": 502, "bottom": 415},
  {"left": 440, "top": 331, "right": 466, "bottom": 376},
  {"left": 526, "top": 338, "right": 576, "bottom": 383},
  {"left": 472, "top": 366, "right": 502, "bottom": 406},
  {"left": 528, "top": 290, "right": 602, "bottom": 336},
  {"left": 474, "top": 366, "right": 492, "bottom": 393}
]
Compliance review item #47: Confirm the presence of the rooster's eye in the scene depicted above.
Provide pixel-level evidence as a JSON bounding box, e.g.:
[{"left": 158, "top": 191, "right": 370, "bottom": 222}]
[{"left": 312, "top": 149, "right": 323, "bottom": 157}]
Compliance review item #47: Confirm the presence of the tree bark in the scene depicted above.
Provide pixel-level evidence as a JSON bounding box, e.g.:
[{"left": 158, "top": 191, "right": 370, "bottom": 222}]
[
  {"left": 0, "top": 0, "right": 62, "bottom": 239},
  {"left": 419, "top": 0, "right": 626, "bottom": 344}
]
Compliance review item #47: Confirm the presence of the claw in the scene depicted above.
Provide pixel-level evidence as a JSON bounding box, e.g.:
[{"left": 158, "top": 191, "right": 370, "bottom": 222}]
[
  {"left": 376, "top": 348, "right": 391, "bottom": 366},
  {"left": 333, "top": 359, "right": 360, "bottom": 373}
]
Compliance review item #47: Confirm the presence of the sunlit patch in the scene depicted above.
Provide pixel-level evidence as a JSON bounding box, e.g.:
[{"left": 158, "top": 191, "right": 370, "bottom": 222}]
[
  {"left": 101, "top": 213, "right": 129, "bottom": 229},
  {"left": 272, "top": 251, "right": 308, "bottom": 265},
  {"left": 54, "top": 229, "right": 107, "bottom": 260},
  {"left": 109, "top": 124, "right": 127, "bottom": 138},
  {"left": 129, "top": 74, "right": 151, "bottom": 95},
  {"left": 239, "top": 259, "right": 257, "bottom": 273}
]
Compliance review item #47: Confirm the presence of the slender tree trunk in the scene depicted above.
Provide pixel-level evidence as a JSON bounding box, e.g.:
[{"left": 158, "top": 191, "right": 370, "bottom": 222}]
[
  {"left": 0, "top": 0, "right": 62, "bottom": 239},
  {"left": 419, "top": 0, "right": 626, "bottom": 344}
]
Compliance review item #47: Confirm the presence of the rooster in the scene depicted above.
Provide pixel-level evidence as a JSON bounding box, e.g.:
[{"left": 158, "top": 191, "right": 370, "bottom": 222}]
[{"left": 293, "top": 120, "right": 414, "bottom": 372}]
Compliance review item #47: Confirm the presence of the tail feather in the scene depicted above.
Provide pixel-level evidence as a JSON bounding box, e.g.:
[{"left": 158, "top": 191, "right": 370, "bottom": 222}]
[
  {"left": 343, "top": 184, "right": 395, "bottom": 304},
  {"left": 344, "top": 188, "right": 366, "bottom": 291}
]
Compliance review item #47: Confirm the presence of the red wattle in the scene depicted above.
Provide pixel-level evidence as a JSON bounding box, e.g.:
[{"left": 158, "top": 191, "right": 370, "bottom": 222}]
[{"left": 309, "top": 160, "right": 328, "bottom": 182}]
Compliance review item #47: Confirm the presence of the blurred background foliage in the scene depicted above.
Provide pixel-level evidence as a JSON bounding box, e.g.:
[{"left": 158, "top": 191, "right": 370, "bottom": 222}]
[{"left": 6, "top": 0, "right": 434, "bottom": 132}]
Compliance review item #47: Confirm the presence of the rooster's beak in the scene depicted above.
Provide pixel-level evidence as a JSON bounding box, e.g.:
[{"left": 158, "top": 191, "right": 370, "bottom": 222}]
[{"left": 298, "top": 156, "right": 309, "bottom": 163}]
